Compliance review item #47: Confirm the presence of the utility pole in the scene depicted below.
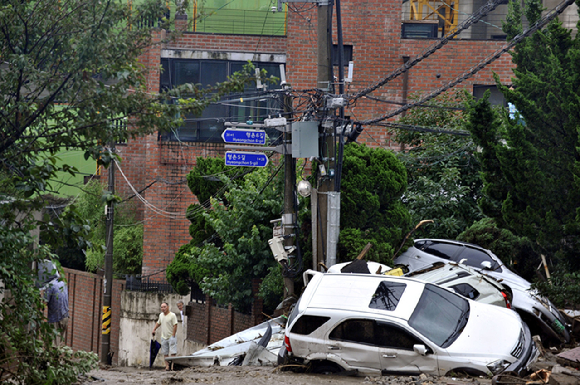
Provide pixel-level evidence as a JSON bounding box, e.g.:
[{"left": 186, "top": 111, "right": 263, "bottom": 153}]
[
  {"left": 101, "top": 144, "right": 115, "bottom": 365},
  {"left": 282, "top": 86, "right": 295, "bottom": 298},
  {"left": 314, "top": 0, "right": 336, "bottom": 271}
]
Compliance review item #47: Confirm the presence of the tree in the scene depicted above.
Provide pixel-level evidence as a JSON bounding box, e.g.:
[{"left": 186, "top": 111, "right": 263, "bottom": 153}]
[
  {"left": 465, "top": 0, "right": 580, "bottom": 271},
  {"left": 394, "top": 91, "right": 484, "bottom": 239},
  {"left": 71, "top": 180, "right": 144, "bottom": 276},
  {"left": 0, "top": 0, "right": 261, "bottom": 382},
  {"left": 338, "top": 143, "right": 411, "bottom": 265},
  {"left": 168, "top": 160, "right": 286, "bottom": 312},
  {"left": 169, "top": 144, "right": 412, "bottom": 311},
  {"left": 458, "top": 218, "right": 541, "bottom": 282}
]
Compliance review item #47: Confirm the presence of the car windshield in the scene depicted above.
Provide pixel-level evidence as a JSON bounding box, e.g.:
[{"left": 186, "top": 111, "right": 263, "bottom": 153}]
[{"left": 408, "top": 284, "right": 470, "bottom": 348}]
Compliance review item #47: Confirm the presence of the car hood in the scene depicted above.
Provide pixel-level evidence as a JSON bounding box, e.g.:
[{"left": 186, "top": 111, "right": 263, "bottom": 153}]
[{"left": 446, "top": 301, "right": 522, "bottom": 359}]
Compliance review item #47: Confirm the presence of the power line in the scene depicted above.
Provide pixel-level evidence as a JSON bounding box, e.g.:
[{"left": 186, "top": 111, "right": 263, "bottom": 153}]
[
  {"left": 348, "top": 0, "right": 508, "bottom": 102},
  {"left": 357, "top": 0, "right": 577, "bottom": 126},
  {"left": 114, "top": 158, "right": 187, "bottom": 218},
  {"left": 378, "top": 122, "right": 470, "bottom": 136}
]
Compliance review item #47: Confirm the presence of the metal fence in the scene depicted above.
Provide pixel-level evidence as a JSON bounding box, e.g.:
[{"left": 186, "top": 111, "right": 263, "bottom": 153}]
[
  {"left": 193, "top": 8, "right": 287, "bottom": 36},
  {"left": 125, "top": 275, "right": 175, "bottom": 293},
  {"left": 401, "top": 7, "right": 578, "bottom": 40},
  {"left": 190, "top": 281, "right": 205, "bottom": 304}
]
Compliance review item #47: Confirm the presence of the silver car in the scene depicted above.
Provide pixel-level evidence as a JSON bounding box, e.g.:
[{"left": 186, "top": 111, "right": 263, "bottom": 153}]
[
  {"left": 279, "top": 273, "right": 539, "bottom": 377},
  {"left": 322, "top": 260, "right": 510, "bottom": 308},
  {"left": 405, "top": 262, "right": 511, "bottom": 308},
  {"left": 394, "top": 239, "right": 570, "bottom": 346}
]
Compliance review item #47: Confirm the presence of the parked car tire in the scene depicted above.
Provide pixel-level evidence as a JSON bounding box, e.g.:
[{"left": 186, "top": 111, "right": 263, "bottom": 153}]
[
  {"left": 446, "top": 367, "right": 488, "bottom": 377},
  {"left": 310, "top": 362, "right": 343, "bottom": 374}
]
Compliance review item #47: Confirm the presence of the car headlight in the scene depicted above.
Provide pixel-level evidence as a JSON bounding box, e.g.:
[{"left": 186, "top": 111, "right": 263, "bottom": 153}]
[{"left": 487, "top": 360, "right": 511, "bottom": 375}]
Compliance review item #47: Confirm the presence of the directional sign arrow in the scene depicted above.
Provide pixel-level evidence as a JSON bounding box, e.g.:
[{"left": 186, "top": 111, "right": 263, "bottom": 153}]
[
  {"left": 221, "top": 128, "right": 268, "bottom": 145},
  {"left": 225, "top": 151, "right": 269, "bottom": 167}
]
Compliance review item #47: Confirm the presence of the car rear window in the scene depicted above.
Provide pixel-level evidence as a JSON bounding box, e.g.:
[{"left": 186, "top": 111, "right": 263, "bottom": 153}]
[
  {"left": 369, "top": 281, "right": 406, "bottom": 311},
  {"left": 417, "top": 241, "right": 462, "bottom": 260},
  {"left": 290, "top": 315, "right": 331, "bottom": 335},
  {"left": 450, "top": 283, "right": 480, "bottom": 300},
  {"left": 460, "top": 247, "right": 501, "bottom": 271}
]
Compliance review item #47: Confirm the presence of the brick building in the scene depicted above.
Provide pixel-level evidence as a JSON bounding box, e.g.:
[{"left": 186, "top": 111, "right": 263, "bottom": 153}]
[{"left": 104, "top": 0, "right": 578, "bottom": 280}]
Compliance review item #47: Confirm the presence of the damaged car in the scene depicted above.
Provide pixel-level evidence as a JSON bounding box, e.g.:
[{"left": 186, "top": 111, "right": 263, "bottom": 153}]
[
  {"left": 394, "top": 239, "right": 570, "bottom": 345},
  {"left": 404, "top": 262, "right": 511, "bottom": 308},
  {"left": 320, "top": 259, "right": 510, "bottom": 308},
  {"left": 279, "top": 273, "right": 539, "bottom": 377}
]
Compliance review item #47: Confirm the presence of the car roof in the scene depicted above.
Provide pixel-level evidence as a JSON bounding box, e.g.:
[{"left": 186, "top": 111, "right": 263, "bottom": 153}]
[
  {"left": 414, "top": 238, "right": 490, "bottom": 252},
  {"left": 302, "top": 273, "right": 426, "bottom": 321}
]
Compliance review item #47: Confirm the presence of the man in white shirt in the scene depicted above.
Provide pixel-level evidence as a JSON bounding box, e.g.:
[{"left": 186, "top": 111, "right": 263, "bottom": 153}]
[{"left": 152, "top": 302, "right": 178, "bottom": 370}]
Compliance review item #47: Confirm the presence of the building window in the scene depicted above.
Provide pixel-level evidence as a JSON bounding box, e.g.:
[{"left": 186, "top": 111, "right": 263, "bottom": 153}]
[
  {"left": 332, "top": 44, "right": 353, "bottom": 65},
  {"left": 472, "top": 85, "right": 506, "bottom": 107},
  {"left": 160, "top": 57, "right": 285, "bottom": 143}
]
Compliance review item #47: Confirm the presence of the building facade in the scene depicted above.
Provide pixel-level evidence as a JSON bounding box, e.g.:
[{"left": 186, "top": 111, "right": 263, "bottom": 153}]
[{"left": 105, "top": 0, "right": 578, "bottom": 279}]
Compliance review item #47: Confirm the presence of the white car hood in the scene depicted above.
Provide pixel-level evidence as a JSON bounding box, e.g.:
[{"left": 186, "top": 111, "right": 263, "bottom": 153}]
[{"left": 446, "top": 301, "right": 521, "bottom": 359}]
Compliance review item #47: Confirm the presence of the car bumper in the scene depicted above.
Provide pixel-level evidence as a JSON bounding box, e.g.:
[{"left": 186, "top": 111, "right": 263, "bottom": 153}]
[
  {"left": 277, "top": 346, "right": 289, "bottom": 366},
  {"left": 505, "top": 322, "right": 540, "bottom": 377}
]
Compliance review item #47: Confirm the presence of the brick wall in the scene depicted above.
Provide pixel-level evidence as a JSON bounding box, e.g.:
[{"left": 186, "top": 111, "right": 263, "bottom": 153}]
[
  {"left": 187, "top": 279, "right": 264, "bottom": 345},
  {"left": 63, "top": 268, "right": 124, "bottom": 365}
]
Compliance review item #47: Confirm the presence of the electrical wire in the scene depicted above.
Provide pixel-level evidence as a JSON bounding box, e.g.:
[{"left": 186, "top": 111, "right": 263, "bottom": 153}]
[
  {"left": 357, "top": 0, "right": 577, "bottom": 126},
  {"left": 378, "top": 122, "right": 470, "bottom": 136},
  {"left": 114, "top": 158, "right": 188, "bottom": 218},
  {"left": 348, "top": 0, "right": 509, "bottom": 103}
]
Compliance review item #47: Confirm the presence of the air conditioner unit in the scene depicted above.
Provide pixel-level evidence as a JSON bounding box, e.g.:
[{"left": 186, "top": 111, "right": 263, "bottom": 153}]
[{"left": 401, "top": 21, "right": 439, "bottom": 39}]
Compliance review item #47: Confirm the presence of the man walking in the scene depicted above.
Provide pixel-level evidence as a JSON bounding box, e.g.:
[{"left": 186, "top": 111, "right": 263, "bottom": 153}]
[{"left": 152, "top": 302, "right": 178, "bottom": 370}]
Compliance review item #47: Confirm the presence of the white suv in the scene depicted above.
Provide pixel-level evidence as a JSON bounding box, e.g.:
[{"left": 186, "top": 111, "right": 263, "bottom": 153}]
[{"left": 279, "top": 273, "right": 538, "bottom": 377}]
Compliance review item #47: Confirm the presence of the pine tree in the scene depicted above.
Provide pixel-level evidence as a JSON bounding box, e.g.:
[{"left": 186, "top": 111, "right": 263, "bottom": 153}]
[{"left": 465, "top": 0, "right": 580, "bottom": 269}]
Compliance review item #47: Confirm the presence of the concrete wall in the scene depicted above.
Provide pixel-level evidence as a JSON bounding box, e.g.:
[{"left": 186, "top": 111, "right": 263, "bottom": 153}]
[{"left": 118, "top": 291, "right": 205, "bottom": 368}]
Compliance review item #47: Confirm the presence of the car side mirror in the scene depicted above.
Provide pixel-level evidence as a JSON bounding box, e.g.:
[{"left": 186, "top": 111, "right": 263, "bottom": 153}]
[
  {"left": 413, "top": 344, "right": 428, "bottom": 355},
  {"left": 481, "top": 261, "right": 493, "bottom": 270}
]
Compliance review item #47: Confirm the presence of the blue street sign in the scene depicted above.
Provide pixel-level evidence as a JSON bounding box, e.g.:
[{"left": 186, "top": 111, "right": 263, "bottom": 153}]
[
  {"left": 222, "top": 128, "right": 268, "bottom": 145},
  {"left": 225, "top": 151, "right": 269, "bottom": 167}
]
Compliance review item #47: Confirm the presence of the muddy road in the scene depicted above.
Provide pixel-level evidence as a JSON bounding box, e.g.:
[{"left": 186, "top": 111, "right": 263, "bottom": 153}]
[{"left": 78, "top": 365, "right": 493, "bottom": 385}]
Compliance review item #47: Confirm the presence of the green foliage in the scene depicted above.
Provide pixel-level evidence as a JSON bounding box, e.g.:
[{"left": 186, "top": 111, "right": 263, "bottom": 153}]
[
  {"left": 466, "top": 0, "right": 580, "bottom": 274},
  {"left": 258, "top": 265, "right": 286, "bottom": 315},
  {"left": 169, "top": 160, "right": 285, "bottom": 311},
  {"left": 0, "top": 218, "right": 99, "bottom": 383},
  {"left": 394, "top": 91, "right": 484, "bottom": 239},
  {"left": 338, "top": 143, "right": 411, "bottom": 264},
  {"left": 69, "top": 181, "right": 143, "bottom": 277},
  {"left": 112, "top": 225, "right": 144, "bottom": 276},
  {"left": 187, "top": 157, "right": 230, "bottom": 205},
  {"left": 166, "top": 243, "right": 211, "bottom": 295},
  {"left": 0, "top": 0, "right": 261, "bottom": 379},
  {"left": 458, "top": 218, "right": 541, "bottom": 282},
  {"left": 533, "top": 269, "right": 580, "bottom": 309}
]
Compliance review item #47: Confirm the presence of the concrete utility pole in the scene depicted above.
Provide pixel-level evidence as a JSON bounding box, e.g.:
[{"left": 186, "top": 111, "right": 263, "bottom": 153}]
[
  {"left": 101, "top": 145, "right": 115, "bottom": 365},
  {"left": 282, "top": 88, "right": 295, "bottom": 298},
  {"left": 314, "top": 0, "right": 336, "bottom": 271}
]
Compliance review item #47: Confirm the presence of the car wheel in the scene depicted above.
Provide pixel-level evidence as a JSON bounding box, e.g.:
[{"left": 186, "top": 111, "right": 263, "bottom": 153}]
[
  {"left": 310, "top": 362, "right": 343, "bottom": 375},
  {"left": 446, "top": 368, "right": 487, "bottom": 377}
]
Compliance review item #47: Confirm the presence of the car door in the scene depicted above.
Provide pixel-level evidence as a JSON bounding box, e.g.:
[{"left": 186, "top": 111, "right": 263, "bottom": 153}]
[
  {"left": 375, "top": 321, "right": 438, "bottom": 375},
  {"left": 327, "top": 318, "right": 383, "bottom": 374}
]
